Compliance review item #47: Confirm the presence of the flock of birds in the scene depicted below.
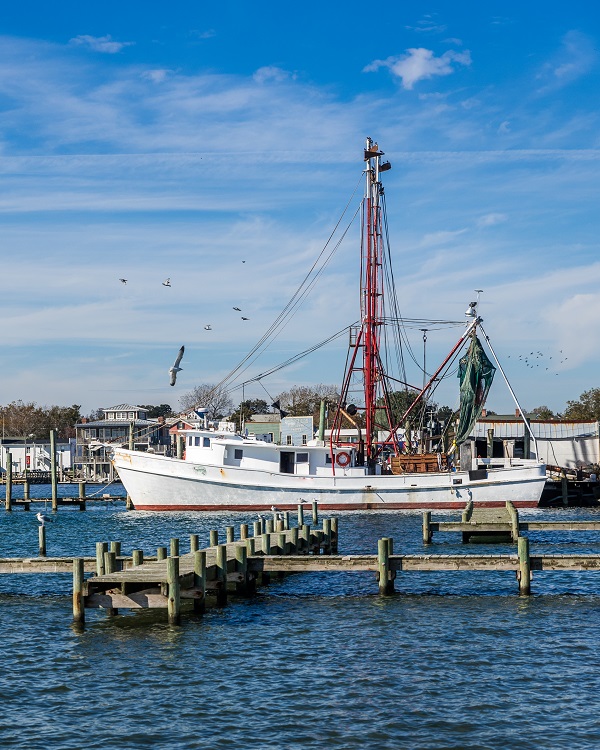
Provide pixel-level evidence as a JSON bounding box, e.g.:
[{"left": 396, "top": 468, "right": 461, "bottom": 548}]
[
  {"left": 117, "top": 277, "right": 250, "bottom": 387},
  {"left": 507, "top": 349, "right": 569, "bottom": 375}
]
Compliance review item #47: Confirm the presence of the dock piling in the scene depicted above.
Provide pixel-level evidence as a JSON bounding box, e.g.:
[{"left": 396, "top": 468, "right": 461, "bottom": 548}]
[
  {"left": 423, "top": 511, "right": 432, "bottom": 544},
  {"left": 38, "top": 524, "right": 47, "bottom": 557},
  {"left": 518, "top": 536, "right": 531, "bottom": 595},
  {"left": 167, "top": 555, "right": 181, "bottom": 625},
  {"left": 215, "top": 544, "right": 228, "bottom": 606},
  {"left": 132, "top": 549, "right": 144, "bottom": 567},
  {"left": 72, "top": 558, "right": 85, "bottom": 625},
  {"left": 190, "top": 534, "right": 199, "bottom": 554},
  {"left": 96, "top": 542, "right": 108, "bottom": 575},
  {"left": 240, "top": 523, "right": 248, "bottom": 540},
  {"left": 506, "top": 501, "right": 520, "bottom": 542},
  {"left": 170, "top": 537, "right": 180, "bottom": 558},
  {"left": 312, "top": 500, "right": 319, "bottom": 525},
  {"left": 157, "top": 546, "right": 167, "bottom": 561},
  {"left": 78, "top": 482, "right": 86, "bottom": 511},
  {"left": 193, "top": 550, "right": 206, "bottom": 615},
  {"left": 297, "top": 504, "right": 304, "bottom": 526},
  {"left": 209, "top": 529, "right": 219, "bottom": 547},
  {"left": 377, "top": 537, "right": 394, "bottom": 595},
  {"left": 226, "top": 526, "right": 234, "bottom": 543}
]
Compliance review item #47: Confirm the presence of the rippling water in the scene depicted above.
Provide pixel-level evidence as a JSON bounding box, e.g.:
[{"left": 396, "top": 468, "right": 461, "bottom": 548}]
[{"left": 2, "top": 495, "right": 600, "bottom": 749}]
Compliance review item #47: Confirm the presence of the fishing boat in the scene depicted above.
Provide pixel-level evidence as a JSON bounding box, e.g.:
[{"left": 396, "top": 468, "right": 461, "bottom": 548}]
[{"left": 110, "top": 138, "right": 546, "bottom": 511}]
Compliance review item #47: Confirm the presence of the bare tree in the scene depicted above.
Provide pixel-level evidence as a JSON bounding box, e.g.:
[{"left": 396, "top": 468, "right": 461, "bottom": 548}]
[
  {"left": 275, "top": 384, "right": 340, "bottom": 418},
  {"left": 179, "top": 384, "right": 234, "bottom": 420}
]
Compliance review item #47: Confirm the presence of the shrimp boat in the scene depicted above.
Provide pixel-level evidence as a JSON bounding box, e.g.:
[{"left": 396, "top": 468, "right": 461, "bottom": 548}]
[{"left": 111, "top": 138, "right": 546, "bottom": 511}]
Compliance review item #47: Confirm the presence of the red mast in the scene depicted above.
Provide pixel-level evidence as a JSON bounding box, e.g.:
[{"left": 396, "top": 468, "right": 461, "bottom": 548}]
[{"left": 331, "top": 138, "right": 396, "bottom": 468}]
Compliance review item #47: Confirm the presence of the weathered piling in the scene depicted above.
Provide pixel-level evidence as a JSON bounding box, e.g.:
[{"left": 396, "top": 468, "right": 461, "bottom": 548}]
[
  {"left": 215, "top": 544, "right": 227, "bottom": 606},
  {"left": 322, "top": 518, "right": 332, "bottom": 555},
  {"left": 167, "top": 555, "right": 181, "bottom": 625},
  {"left": 462, "top": 500, "right": 474, "bottom": 523},
  {"left": 38, "top": 524, "right": 47, "bottom": 557},
  {"left": 297, "top": 504, "right": 304, "bottom": 526},
  {"left": 506, "top": 501, "right": 519, "bottom": 542},
  {"left": 518, "top": 536, "right": 531, "bottom": 595},
  {"left": 194, "top": 549, "right": 206, "bottom": 615},
  {"left": 423, "top": 511, "right": 432, "bottom": 545},
  {"left": 50, "top": 429, "right": 58, "bottom": 513},
  {"left": 78, "top": 482, "right": 86, "bottom": 511},
  {"left": 283, "top": 511, "right": 290, "bottom": 530},
  {"left": 104, "top": 551, "right": 118, "bottom": 615},
  {"left": 5, "top": 453, "right": 12, "bottom": 511},
  {"left": 266, "top": 519, "right": 274, "bottom": 534},
  {"left": 235, "top": 545, "right": 249, "bottom": 595},
  {"left": 72, "top": 558, "right": 85, "bottom": 625},
  {"left": 331, "top": 517, "right": 339, "bottom": 554},
  {"left": 253, "top": 520, "right": 262, "bottom": 537},
  {"left": 157, "top": 546, "right": 167, "bottom": 561},
  {"left": 23, "top": 479, "right": 30, "bottom": 502},
  {"left": 190, "top": 534, "right": 199, "bottom": 554},
  {"left": 170, "top": 537, "right": 179, "bottom": 557},
  {"left": 260, "top": 533, "right": 271, "bottom": 585},
  {"left": 96, "top": 542, "right": 108, "bottom": 575},
  {"left": 132, "top": 549, "right": 144, "bottom": 567},
  {"left": 209, "top": 529, "right": 219, "bottom": 547},
  {"left": 110, "top": 541, "right": 121, "bottom": 571},
  {"left": 240, "top": 523, "right": 248, "bottom": 540},
  {"left": 226, "top": 526, "right": 234, "bottom": 543},
  {"left": 312, "top": 500, "right": 319, "bottom": 525},
  {"left": 377, "top": 537, "right": 394, "bottom": 595}
]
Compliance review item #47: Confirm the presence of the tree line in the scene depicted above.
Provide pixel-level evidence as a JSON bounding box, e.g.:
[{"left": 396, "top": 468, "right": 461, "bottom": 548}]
[{"left": 1, "top": 387, "right": 599, "bottom": 440}]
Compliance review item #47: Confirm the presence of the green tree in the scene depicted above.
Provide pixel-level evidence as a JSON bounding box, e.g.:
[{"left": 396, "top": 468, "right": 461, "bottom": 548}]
[
  {"left": 230, "top": 399, "right": 270, "bottom": 427},
  {"left": 563, "top": 388, "right": 600, "bottom": 420},
  {"left": 529, "top": 405, "right": 556, "bottom": 420},
  {"left": 138, "top": 404, "right": 174, "bottom": 419}
]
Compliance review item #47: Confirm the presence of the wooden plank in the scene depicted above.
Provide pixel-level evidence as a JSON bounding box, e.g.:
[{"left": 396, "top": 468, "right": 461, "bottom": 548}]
[
  {"left": 531, "top": 556, "right": 600, "bottom": 571},
  {"left": 248, "top": 555, "right": 378, "bottom": 572},
  {"left": 0, "top": 557, "right": 97, "bottom": 574},
  {"left": 395, "top": 555, "right": 518, "bottom": 572},
  {"left": 86, "top": 591, "right": 167, "bottom": 609}
]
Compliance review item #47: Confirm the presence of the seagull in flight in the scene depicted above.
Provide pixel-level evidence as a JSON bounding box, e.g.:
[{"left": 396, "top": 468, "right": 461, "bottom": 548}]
[
  {"left": 162, "top": 278, "right": 171, "bottom": 287},
  {"left": 169, "top": 345, "right": 185, "bottom": 386},
  {"left": 119, "top": 278, "right": 127, "bottom": 284},
  {"left": 204, "top": 325, "right": 212, "bottom": 330},
  {"left": 36, "top": 512, "right": 53, "bottom": 526},
  {"left": 241, "top": 317, "right": 249, "bottom": 321},
  {"left": 233, "top": 307, "right": 241, "bottom": 311}
]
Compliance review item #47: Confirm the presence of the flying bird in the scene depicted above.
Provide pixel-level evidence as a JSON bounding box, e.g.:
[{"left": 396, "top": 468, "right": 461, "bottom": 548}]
[
  {"left": 233, "top": 307, "right": 241, "bottom": 311},
  {"left": 204, "top": 325, "right": 212, "bottom": 330},
  {"left": 36, "top": 512, "right": 52, "bottom": 526},
  {"left": 169, "top": 345, "right": 185, "bottom": 386},
  {"left": 119, "top": 278, "right": 127, "bottom": 284},
  {"left": 241, "top": 317, "right": 249, "bottom": 320},
  {"left": 162, "top": 278, "right": 171, "bottom": 287}
]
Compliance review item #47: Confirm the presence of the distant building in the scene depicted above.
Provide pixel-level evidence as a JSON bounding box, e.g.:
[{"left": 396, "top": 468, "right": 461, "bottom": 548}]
[
  {"left": 0, "top": 437, "right": 75, "bottom": 477},
  {"left": 75, "top": 404, "right": 170, "bottom": 481},
  {"left": 245, "top": 413, "right": 282, "bottom": 444}
]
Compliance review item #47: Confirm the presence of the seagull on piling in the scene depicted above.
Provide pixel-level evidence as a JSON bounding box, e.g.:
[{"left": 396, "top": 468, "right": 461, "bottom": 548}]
[
  {"left": 169, "top": 345, "right": 185, "bottom": 386},
  {"left": 36, "top": 512, "right": 52, "bottom": 526}
]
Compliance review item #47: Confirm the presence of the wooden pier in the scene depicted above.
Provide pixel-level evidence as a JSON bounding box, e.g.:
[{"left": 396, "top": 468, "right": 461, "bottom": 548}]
[{"left": 423, "top": 501, "right": 600, "bottom": 544}]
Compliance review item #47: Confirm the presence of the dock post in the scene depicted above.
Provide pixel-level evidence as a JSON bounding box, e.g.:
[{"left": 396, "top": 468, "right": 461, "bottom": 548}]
[
  {"left": 38, "top": 524, "right": 47, "bottom": 557},
  {"left": 282, "top": 511, "right": 290, "bottom": 530},
  {"left": 506, "top": 501, "right": 520, "bottom": 542},
  {"left": 72, "top": 558, "right": 85, "bottom": 626},
  {"left": 322, "top": 518, "right": 332, "bottom": 555},
  {"left": 462, "top": 500, "right": 473, "bottom": 523},
  {"left": 266, "top": 519, "right": 274, "bottom": 534},
  {"left": 157, "top": 546, "right": 167, "bottom": 561},
  {"left": 104, "top": 551, "right": 118, "bottom": 615},
  {"left": 423, "top": 512, "right": 432, "bottom": 544},
  {"left": 193, "top": 550, "right": 206, "bottom": 615},
  {"left": 235, "top": 544, "right": 249, "bottom": 595},
  {"left": 240, "top": 523, "right": 248, "bottom": 540},
  {"left": 23, "top": 479, "right": 30, "bottom": 502},
  {"left": 297, "top": 504, "right": 304, "bottom": 527},
  {"left": 260, "top": 533, "right": 271, "bottom": 585},
  {"left": 170, "top": 537, "right": 180, "bottom": 557},
  {"left": 561, "top": 471, "right": 569, "bottom": 506},
  {"left": 215, "top": 544, "right": 228, "bottom": 606},
  {"left": 289, "top": 526, "right": 298, "bottom": 554},
  {"left": 50, "top": 429, "right": 58, "bottom": 513},
  {"left": 331, "top": 518, "right": 338, "bottom": 554},
  {"left": 96, "top": 542, "right": 108, "bottom": 575},
  {"left": 312, "top": 500, "right": 319, "bottom": 525},
  {"left": 517, "top": 536, "right": 531, "bottom": 595},
  {"left": 209, "top": 529, "right": 219, "bottom": 547},
  {"left": 167, "top": 555, "right": 181, "bottom": 625},
  {"left": 78, "top": 481, "right": 86, "bottom": 511},
  {"left": 226, "top": 526, "right": 234, "bottom": 543},
  {"left": 377, "top": 537, "right": 394, "bottom": 595},
  {"left": 132, "top": 549, "right": 144, "bottom": 567},
  {"left": 5, "top": 453, "right": 12, "bottom": 511},
  {"left": 190, "top": 534, "right": 199, "bottom": 554},
  {"left": 253, "top": 520, "right": 262, "bottom": 537},
  {"left": 110, "top": 541, "right": 122, "bottom": 571},
  {"left": 300, "top": 524, "right": 310, "bottom": 554}
]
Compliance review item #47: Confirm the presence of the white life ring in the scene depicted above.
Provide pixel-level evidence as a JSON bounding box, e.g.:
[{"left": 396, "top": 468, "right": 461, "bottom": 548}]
[{"left": 336, "top": 451, "right": 351, "bottom": 468}]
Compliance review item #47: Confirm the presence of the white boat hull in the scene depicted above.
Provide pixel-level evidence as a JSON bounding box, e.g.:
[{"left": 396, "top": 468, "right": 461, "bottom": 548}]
[{"left": 112, "top": 449, "right": 546, "bottom": 511}]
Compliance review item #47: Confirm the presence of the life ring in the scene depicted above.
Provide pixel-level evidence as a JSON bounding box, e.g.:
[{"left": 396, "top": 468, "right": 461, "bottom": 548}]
[{"left": 336, "top": 451, "right": 351, "bottom": 468}]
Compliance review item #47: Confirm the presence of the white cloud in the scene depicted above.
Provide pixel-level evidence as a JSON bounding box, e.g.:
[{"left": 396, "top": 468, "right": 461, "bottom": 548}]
[
  {"left": 536, "top": 30, "right": 596, "bottom": 93},
  {"left": 476, "top": 213, "right": 507, "bottom": 228},
  {"left": 364, "top": 47, "right": 471, "bottom": 89},
  {"left": 405, "top": 15, "right": 446, "bottom": 34},
  {"left": 253, "top": 66, "right": 292, "bottom": 84},
  {"left": 141, "top": 69, "right": 171, "bottom": 83},
  {"left": 70, "top": 34, "right": 134, "bottom": 54}
]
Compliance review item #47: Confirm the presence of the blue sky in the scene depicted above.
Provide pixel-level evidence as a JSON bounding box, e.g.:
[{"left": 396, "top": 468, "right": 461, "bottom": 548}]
[{"left": 1, "top": 1, "right": 600, "bottom": 416}]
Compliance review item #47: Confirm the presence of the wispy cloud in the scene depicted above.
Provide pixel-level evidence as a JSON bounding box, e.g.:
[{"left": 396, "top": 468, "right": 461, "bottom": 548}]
[
  {"left": 70, "top": 34, "right": 134, "bottom": 54},
  {"left": 405, "top": 15, "right": 447, "bottom": 34},
  {"left": 536, "top": 30, "right": 596, "bottom": 93},
  {"left": 477, "top": 213, "right": 507, "bottom": 228},
  {"left": 253, "top": 66, "right": 293, "bottom": 84},
  {"left": 364, "top": 48, "right": 471, "bottom": 89}
]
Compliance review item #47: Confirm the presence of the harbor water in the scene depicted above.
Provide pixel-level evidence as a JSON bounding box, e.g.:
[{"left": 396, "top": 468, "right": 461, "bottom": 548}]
[{"left": 2, "top": 496, "right": 600, "bottom": 749}]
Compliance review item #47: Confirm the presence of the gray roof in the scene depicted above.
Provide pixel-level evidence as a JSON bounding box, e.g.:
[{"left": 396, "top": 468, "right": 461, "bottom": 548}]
[{"left": 103, "top": 404, "right": 146, "bottom": 411}]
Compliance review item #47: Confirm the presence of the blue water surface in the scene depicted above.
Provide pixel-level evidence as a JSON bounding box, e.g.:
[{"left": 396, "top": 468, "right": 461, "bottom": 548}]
[{"left": 1, "top": 498, "right": 600, "bottom": 750}]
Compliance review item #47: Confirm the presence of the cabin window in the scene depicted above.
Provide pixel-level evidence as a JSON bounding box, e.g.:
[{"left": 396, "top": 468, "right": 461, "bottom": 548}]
[
  {"left": 203, "top": 437, "right": 211, "bottom": 447},
  {"left": 296, "top": 452, "right": 309, "bottom": 463},
  {"left": 302, "top": 434, "right": 307, "bottom": 445},
  {"left": 286, "top": 435, "right": 293, "bottom": 445},
  {"left": 234, "top": 449, "right": 243, "bottom": 460},
  {"left": 195, "top": 437, "right": 200, "bottom": 446},
  {"left": 325, "top": 455, "right": 332, "bottom": 464},
  {"left": 188, "top": 437, "right": 193, "bottom": 446}
]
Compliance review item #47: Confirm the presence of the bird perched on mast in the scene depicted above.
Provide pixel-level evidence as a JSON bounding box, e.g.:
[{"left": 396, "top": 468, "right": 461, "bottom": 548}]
[{"left": 169, "top": 345, "right": 185, "bottom": 386}]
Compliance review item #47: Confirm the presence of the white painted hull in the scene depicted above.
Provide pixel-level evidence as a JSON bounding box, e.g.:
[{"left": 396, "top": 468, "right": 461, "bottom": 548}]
[{"left": 112, "top": 449, "right": 547, "bottom": 511}]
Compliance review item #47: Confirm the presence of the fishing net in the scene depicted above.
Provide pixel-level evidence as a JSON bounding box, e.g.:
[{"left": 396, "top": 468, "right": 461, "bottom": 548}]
[{"left": 454, "top": 336, "right": 495, "bottom": 446}]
